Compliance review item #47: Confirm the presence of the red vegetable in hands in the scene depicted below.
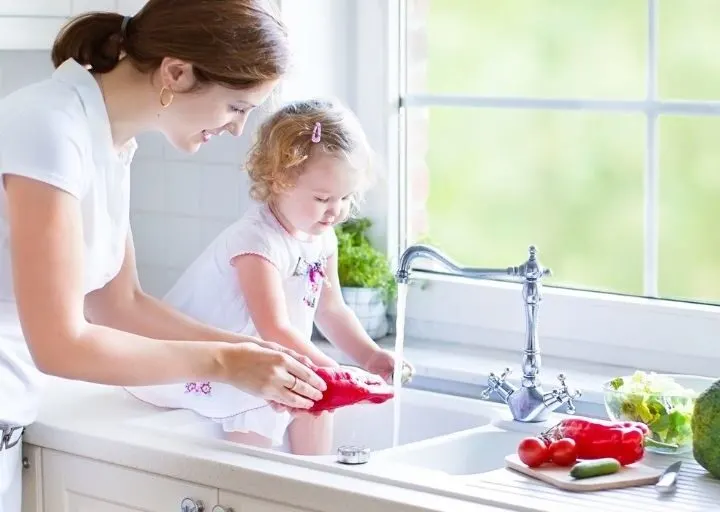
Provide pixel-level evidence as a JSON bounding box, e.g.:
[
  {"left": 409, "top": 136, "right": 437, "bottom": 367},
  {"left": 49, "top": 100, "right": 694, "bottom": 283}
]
[
  {"left": 308, "top": 366, "right": 395, "bottom": 413},
  {"left": 546, "top": 417, "right": 648, "bottom": 466}
]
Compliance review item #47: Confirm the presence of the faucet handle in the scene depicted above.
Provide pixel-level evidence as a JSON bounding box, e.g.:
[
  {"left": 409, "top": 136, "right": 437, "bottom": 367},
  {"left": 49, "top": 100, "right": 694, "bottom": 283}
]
[
  {"left": 556, "top": 373, "right": 581, "bottom": 414},
  {"left": 510, "top": 245, "right": 552, "bottom": 281},
  {"left": 498, "top": 367, "right": 512, "bottom": 381},
  {"left": 480, "top": 367, "right": 511, "bottom": 399}
]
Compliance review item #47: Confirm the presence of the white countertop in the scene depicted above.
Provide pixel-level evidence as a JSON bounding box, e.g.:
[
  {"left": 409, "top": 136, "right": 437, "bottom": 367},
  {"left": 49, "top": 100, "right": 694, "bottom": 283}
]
[
  {"left": 25, "top": 377, "right": 508, "bottom": 512},
  {"left": 25, "top": 367, "right": 720, "bottom": 512}
]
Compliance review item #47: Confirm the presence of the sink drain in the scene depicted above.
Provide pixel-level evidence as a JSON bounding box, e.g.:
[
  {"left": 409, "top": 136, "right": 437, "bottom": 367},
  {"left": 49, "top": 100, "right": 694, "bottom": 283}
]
[{"left": 336, "top": 445, "right": 370, "bottom": 465}]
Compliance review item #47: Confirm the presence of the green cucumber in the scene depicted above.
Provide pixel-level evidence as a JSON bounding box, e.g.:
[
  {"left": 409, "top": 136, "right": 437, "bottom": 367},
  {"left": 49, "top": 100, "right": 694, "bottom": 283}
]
[{"left": 569, "top": 458, "right": 621, "bottom": 479}]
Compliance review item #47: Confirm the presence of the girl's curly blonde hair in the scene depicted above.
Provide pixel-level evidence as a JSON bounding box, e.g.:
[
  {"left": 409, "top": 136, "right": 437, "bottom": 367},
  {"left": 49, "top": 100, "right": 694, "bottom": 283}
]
[{"left": 245, "top": 98, "right": 375, "bottom": 210}]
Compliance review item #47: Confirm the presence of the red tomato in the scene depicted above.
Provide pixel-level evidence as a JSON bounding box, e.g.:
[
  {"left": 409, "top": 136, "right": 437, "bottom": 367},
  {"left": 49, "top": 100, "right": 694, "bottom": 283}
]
[
  {"left": 548, "top": 438, "right": 578, "bottom": 466},
  {"left": 517, "top": 437, "right": 549, "bottom": 467}
]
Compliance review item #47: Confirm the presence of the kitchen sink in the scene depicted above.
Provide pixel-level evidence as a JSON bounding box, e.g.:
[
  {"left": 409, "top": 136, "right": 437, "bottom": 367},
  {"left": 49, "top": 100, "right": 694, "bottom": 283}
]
[
  {"left": 372, "top": 424, "right": 533, "bottom": 475},
  {"left": 124, "top": 387, "right": 508, "bottom": 455}
]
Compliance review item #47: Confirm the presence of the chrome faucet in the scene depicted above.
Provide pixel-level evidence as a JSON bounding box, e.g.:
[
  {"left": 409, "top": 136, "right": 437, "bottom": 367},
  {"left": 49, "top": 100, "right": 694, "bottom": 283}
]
[{"left": 396, "top": 244, "right": 581, "bottom": 423}]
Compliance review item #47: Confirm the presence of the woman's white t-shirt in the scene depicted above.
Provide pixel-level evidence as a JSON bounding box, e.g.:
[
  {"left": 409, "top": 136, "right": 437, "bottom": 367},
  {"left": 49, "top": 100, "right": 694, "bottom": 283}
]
[
  {"left": 124, "top": 203, "right": 337, "bottom": 445},
  {"left": 0, "top": 59, "right": 136, "bottom": 426}
]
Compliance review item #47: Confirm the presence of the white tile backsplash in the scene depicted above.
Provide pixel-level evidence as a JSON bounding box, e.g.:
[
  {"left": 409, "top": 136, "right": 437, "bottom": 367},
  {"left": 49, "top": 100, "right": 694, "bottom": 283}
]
[
  {"left": 0, "top": 51, "right": 53, "bottom": 95},
  {"left": 129, "top": 211, "right": 168, "bottom": 267},
  {"left": 198, "top": 164, "right": 245, "bottom": 219},
  {"left": 162, "top": 215, "right": 203, "bottom": 270},
  {"left": 129, "top": 160, "right": 165, "bottom": 212},
  {"left": 71, "top": 0, "right": 116, "bottom": 15},
  {"left": 130, "top": 133, "right": 255, "bottom": 297},
  {"left": 160, "top": 161, "right": 203, "bottom": 217}
]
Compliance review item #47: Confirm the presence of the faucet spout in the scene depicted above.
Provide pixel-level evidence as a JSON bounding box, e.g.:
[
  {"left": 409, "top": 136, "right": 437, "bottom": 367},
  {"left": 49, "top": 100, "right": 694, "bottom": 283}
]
[
  {"left": 396, "top": 244, "right": 517, "bottom": 284},
  {"left": 396, "top": 243, "right": 581, "bottom": 423}
]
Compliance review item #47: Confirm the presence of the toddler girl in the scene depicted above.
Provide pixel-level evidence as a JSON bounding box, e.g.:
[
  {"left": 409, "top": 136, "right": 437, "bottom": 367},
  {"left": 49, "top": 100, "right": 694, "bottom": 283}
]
[{"left": 126, "top": 98, "right": 412, "bottom": 455}]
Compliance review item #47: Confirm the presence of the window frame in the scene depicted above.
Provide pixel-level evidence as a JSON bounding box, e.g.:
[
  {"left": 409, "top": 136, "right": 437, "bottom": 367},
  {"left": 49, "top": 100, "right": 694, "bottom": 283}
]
[{"left": 354, "top": 0, "right": 720, "bottom": 376}]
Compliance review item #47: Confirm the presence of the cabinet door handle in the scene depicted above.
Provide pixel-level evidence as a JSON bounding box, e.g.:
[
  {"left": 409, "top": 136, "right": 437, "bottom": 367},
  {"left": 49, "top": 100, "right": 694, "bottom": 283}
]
[{"left": 181, "top": 498, "right": 204, "bottom": 512}]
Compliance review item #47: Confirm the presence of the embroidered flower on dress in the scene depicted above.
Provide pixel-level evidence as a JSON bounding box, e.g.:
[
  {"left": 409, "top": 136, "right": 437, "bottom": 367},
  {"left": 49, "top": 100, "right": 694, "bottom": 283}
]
[
  {"left": 185, "top": 381, "right": 212, "bottom": 396},
  {"left": 293, "top": 256, "right": 328, "bottom": 307}
]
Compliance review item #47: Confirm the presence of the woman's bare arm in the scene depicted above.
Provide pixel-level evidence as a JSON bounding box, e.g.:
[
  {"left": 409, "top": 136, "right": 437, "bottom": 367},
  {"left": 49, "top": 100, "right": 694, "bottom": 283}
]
[
  {"left": 85, "top": 231, "right": 258, "bottom": 344},
  {"left": 4, "top": 174, "right": 324, "bottom": 406}
]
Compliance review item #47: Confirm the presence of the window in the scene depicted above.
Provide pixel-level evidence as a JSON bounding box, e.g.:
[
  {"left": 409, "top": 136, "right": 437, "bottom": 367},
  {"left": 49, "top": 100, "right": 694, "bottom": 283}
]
[
  {"left": 355, "top": 0, "right": 720, "bottom": 374},
  {"left": 402, "top": 0, "right": 720, "bottom": 304}
]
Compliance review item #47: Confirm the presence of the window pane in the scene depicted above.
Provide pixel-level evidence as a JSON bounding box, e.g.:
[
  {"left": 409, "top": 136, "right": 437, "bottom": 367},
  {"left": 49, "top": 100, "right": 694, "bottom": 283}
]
[
  {"left": 407, "top": 0, "right": 646, "bottom": 98},
  {"left": 407, "top": 108, "right": 645, "bottom": 295},
  {"left": 659, "top": 117, "right": 720, "bottom": 304},
  {"left": 659, "top": 1, "right": 720, "bottom": 100}
]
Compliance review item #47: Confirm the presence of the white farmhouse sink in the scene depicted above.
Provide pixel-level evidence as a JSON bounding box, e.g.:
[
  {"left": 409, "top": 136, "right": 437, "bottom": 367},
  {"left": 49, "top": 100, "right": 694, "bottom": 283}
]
[
  {"left": 125, "top": 388, "right": 507, "bottom": 454},
  {"left": 372, "top": 424, "right": 533, "bottom": 475}
]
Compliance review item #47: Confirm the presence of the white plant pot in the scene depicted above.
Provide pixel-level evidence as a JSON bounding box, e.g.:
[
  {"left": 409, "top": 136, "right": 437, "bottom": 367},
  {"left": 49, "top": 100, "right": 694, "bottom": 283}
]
[{"left": 340, "top": 286, "right": 389, "bottom": 340}]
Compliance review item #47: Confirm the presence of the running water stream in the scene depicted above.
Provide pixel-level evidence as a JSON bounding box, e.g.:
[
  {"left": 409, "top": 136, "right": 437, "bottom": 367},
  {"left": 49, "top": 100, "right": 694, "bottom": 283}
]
[{"left": 391, "top": 283, "right": 409, "bottom": 447}]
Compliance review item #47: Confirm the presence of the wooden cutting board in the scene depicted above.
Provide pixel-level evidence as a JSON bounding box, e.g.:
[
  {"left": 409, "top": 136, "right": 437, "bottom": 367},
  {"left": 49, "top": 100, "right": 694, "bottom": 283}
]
[{"left": 504, "top": 454, "right": 664, "bottom": 492}]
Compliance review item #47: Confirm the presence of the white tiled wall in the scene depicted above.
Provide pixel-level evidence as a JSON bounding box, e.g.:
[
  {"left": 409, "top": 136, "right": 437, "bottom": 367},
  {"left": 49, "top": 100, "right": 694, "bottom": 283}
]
[
  {"left": 0, "top": 51, "right": 54, "bottom": 94},
  {"left": 129, "top": 122, "right": 264, "bottom": 298}
]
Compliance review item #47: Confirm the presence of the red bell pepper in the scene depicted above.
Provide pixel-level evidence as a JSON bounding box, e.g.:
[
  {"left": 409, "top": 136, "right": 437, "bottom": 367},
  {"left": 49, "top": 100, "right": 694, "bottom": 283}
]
[
  {"left": 544, "top": 418, "right": 649, "bottom": 466},
  {"left": 308, "top": 366, "right": 395, "bottom": 413}
]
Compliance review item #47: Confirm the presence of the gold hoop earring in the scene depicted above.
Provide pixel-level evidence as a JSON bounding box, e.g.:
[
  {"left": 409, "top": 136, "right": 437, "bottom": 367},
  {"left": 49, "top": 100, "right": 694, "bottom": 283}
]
[{"left": 159, "top": 86, "right": 174, "bottom": 108}]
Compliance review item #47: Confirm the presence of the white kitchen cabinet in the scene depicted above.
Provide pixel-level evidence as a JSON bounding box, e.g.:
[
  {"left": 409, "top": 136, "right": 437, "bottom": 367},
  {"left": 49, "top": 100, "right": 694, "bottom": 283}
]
[
  {"left": 218, "top": 491, "right": 313, "bottom": 512},
  {"left": 42, "top": 449, "right": 218, "bottom": 512},
  {"left": 21, "top": 444, "right": 43, "bottom": 512}
]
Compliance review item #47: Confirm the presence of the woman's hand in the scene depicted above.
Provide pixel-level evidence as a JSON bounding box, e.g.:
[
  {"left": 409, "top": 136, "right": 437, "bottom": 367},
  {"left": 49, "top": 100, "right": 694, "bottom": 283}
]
[
  {"left": 219, "top": 341, "right": 327, "bottom": 409},
  {"left": 363, "top": 348, "right": 415, "bottom": 385}
]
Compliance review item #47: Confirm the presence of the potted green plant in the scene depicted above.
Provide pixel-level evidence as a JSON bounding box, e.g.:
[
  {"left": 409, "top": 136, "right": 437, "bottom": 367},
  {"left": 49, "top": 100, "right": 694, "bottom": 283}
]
[{"left": 334, "top": 217, "right": 397, "bottom": 339}]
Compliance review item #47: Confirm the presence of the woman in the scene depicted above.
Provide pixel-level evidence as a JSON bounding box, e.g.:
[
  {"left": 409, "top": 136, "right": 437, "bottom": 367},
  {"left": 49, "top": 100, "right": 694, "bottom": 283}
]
[{"left": 0, "top": 1, "right": 326, "bottom": 508}]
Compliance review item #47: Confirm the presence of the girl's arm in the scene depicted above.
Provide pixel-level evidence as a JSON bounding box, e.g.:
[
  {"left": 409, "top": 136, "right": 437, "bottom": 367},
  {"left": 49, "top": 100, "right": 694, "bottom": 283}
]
[
  {"left": 5, "top": 175, "right": 325, "bottom": 407},
  {"left": 85, "top": 231, "right": 256, "bottom": 344},
  {"left": 232, "top": 254, "right": 339, "bottom": 368},
  {"left": 313, "top": 253, "right": 380, "bottom": 367}
]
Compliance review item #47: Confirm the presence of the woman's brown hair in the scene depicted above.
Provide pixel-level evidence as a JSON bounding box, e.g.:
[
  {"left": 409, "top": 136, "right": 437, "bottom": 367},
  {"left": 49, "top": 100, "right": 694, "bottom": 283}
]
[{"left": 51, "top": 0, "right": 289, "bottom": 89}]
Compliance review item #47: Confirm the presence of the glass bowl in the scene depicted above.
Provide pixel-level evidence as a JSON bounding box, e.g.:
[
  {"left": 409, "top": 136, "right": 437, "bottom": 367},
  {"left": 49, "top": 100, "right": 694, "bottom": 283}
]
[{"left": 602, "top": 371, "right": 716, "bottom": 455}]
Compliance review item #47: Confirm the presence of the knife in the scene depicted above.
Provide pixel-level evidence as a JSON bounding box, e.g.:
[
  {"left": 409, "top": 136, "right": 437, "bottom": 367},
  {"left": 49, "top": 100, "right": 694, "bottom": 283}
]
[{"left": 655, "top": 461, "right": 682, "bottom": 494}]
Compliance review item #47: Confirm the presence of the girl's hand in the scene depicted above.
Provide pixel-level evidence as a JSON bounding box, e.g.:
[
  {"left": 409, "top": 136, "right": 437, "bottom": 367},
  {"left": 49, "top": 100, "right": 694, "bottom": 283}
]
[
  {"left": 219, "top": 341, "right": 327, "bottom": 409},
  {"left": 363, "top": 348, "right": 415, "bottom": 385}
]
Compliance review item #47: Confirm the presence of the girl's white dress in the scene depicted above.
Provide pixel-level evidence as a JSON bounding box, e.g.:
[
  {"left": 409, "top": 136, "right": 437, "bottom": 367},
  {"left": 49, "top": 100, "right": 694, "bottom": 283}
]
[{"left": 125, "top": 202, "right": 336, "bottom": 446}]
